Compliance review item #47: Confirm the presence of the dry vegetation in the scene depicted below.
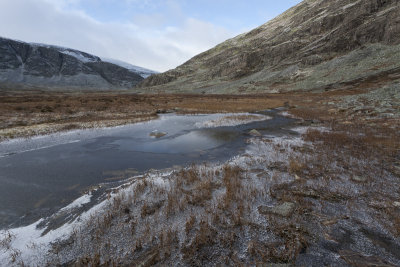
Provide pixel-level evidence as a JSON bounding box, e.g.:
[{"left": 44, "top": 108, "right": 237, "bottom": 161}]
[
  {"left": 0, "top": 90, "right": 286, "bottom": 140},
  {"left": 2, "top": 97, "right": 396, "bottom": 265},
  {"left": 1, "top": 84, "right": 399, "bottom": 266}
]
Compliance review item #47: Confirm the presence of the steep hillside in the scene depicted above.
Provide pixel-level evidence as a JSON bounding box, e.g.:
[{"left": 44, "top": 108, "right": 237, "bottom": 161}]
[
  {"left": 139, "top": 0, "right": 400, "bottom": 93},
  {"left": 0, "top": 37, "right": 150, "bottom": 90},
  {"left": 101, "top": 58, "right": 158, "bottom": 78}
]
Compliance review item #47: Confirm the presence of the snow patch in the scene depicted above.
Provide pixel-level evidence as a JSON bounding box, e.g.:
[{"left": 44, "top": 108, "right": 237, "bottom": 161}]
[
  {"left": 101, "top": 58, "right": 158, "bottom": 78},
  {"left": 0, "top": 194, "right": 108, "bottom": 266},
  {"left": 60, "top": 50, "right": 97, "bottom": 63},
  {"left": 58, "top": 193, "right": 92, "bottom": 213}
]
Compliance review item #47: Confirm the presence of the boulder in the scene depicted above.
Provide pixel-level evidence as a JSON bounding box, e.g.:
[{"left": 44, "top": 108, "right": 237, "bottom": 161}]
[
  {"left": 249, "top": 129, "right": 262, "bottom": 136},
  {"left": 258, "top": 202, "right": 296, "bottom": 217},
  {"left": 351, "top": 175, "right": 368, "bottom": 183},
  {"left": 149, "top": 131, "right": 167, "bottom": 138}
]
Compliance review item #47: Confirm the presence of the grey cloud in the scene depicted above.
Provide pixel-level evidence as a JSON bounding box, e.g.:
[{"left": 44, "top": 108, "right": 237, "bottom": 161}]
[{"left": 0, "top": 0, "right": 234, "bottom": 71}]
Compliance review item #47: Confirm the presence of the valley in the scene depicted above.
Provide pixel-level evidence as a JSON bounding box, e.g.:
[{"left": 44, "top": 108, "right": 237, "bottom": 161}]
[
  {"left": 0, "top": 0, "right": 399, "bottom": 266},
  {"left": 1, "top": 82, "right": 398, "bottom": 266}
]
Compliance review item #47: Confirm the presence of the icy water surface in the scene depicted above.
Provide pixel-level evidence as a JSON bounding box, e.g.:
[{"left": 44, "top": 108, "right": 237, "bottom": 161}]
[{"left": 0, "top": 111, "right": 296, "bottom": 229}]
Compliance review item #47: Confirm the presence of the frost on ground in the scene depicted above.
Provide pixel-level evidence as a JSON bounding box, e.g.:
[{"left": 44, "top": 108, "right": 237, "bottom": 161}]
[
  {"left": 58, "top": 193, "right": 92, "bottom": 213},
  {"left": 195, "top": 113, "right": 271, "bottom": 128},
  {"left": 0, "top": 191, "right": 98, "bottom": 266},
  {"left": 1, "top": 122, "right": 399, "bottom": 266}
]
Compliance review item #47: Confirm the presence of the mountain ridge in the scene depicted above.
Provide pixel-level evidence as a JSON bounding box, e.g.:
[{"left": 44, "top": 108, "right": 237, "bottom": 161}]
[
  {"left": 0, "top": 37, "right": 156, "bottom": 90},
  {"left": 138, "top": 0, "right": 400, "bottom": 94}
]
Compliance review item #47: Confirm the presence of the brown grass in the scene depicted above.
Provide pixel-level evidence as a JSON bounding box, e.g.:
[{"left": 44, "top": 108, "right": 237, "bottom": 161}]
[
  {"left": 5, "top": 84, "right": 398, "bottom": 265},
  {"left": 0, "top": 91, "right": 286, "bottom": 140}
]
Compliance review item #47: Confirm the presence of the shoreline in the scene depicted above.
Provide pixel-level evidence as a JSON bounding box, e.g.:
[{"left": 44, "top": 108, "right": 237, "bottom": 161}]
[
  {"left": 0, "top": 92, "right": 288, "bottom": 142},
  {"left": 0, "top": 119, "right": 306, "bottom": 265},
  {"left": 2, "top": 115, "right": 399, "bottom": 266},
  {"left": 0, "top": 111, "right": 273, "bottom": 143},
  {"left": 0, "top": 112, "right": 278, "bottom": 230},
  {"left": 0, "top": 115, "right": 158, "bottom": 143},
  {"left": 0, "top": 88, "right": 399, "bottom": 266}
]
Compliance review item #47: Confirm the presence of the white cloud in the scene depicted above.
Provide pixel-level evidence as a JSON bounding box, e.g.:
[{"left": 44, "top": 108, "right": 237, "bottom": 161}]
[{"left": 0, "top": 0, "right": 235, "bottom": 72}]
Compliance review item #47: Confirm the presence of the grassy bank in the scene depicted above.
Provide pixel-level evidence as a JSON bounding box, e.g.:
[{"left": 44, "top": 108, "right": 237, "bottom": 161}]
[
  {"left": 0, "top": 84, "right": 399, "bottom": 266},
  {"left": 0, "top": 91, "right": 286, "bottom": 141}
]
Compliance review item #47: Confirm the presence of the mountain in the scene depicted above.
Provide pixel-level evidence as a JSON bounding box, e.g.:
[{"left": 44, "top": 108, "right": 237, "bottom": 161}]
[
  {"left": 139, "top": 0, "right": 400, "bottom": 94},
  {"left": 101, "top": 58, "right": 158, "bottom": 78},
  {"left": 0, "top": 37, "right": 154, "bottom": 90}
]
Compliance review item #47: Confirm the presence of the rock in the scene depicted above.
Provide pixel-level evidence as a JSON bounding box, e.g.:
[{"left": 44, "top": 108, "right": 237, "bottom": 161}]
[
  {"left": 256, "top": 171, "right": 269, "bottom": 178},
  {"left": 137, "top": 0, "right": 400, "bottom": 94},
  {"left": 351, "top": 175, "right": 368, "bottom": 183},
  {"left": 342, "top": 121, "right": 353, "bottom": 125},
  {"left": 258, "top": 202, "right": 296, "bottom": 217},
  {"left": 0, "top": 37, "right": 152, "bottom": 90},
  {"left": 149, "top": 131, "right": 167, "bottom": 138},
  {"left": 369, "top": 201, "right": 387, "bottom": 209},
  {"left": 393, "top": 201, "right": 400, "bottom": 208},
  {"left": 249, "top": 129, "right": 262, "bottom": 136},
  {"left": 340, "top": 249, "right": 397, "bottom": 267},
  {"left": 322, "top": 219, "right": 339, "bottom": 226},
  {"left": 294, "top": 188, "right": 320, "bottom": 199}
]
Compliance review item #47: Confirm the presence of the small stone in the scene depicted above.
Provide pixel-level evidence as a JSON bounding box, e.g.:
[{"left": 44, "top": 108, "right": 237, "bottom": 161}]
[
  {"left": 369, "top": 201, "right": 386, "bottom": 209},
  {"left": 322, "top": 219, "right": 338, "bottom": 226},
  {"left": 249, "top": 129, "right": 262, "bottom": 136},
  {"left": 149, "top": 131, "right": 167, "bottom": 138},
  {"left": 294, "top": 189, "right": 319, "bottom": 199},
  {"left": 156, "top": 109, "right": 167, "bottom": 114},
  {"left": 393, "top": 201, "right": 400, "bottom": 208},
  {"left": 351, "top": 175, "right": 367, "bottom": 182},
  {"left": 258, "top": 202, "right": 296, "bottom": 217}
]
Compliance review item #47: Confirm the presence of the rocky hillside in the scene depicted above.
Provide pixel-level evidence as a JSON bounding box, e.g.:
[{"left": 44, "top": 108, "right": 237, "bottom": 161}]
[
  {"left": 0, "top": 37, "right": 152, "bottom": 90},
  {"left": 139, "top": 0, "right": 400, "bottom": 93}
]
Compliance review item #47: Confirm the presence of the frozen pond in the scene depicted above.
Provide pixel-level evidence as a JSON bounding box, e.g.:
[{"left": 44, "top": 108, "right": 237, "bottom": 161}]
[{"left": 0, "top": 110, "right": 296, "bottom": 229}]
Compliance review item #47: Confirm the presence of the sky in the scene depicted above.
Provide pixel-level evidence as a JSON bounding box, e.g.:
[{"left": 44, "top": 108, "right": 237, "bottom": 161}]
[{"left": 0, "top": 0, "right": 301, "bottom": 72}]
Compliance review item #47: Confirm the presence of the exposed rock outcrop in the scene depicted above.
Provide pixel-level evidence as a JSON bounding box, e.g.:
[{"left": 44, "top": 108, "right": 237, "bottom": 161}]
[
  {"left": 0, "top": 37, "right": 151, "bottom": 90},
  {"left": 138, "top": 0, "right": 400, "bottom": 93}
]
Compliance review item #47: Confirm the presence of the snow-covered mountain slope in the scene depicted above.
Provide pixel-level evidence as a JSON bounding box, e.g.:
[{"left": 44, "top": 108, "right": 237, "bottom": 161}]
[
  {"left": 0, "top": 37, "right": 156, "bottom": 90},
  {"left": 101, "top": 58, "right": 158, "bottom": 78}
]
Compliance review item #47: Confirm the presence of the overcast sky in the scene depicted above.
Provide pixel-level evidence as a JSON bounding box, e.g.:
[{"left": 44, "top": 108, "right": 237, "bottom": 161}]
[{"left": 0, "top": 0, "right": 301, "bottom": 72}]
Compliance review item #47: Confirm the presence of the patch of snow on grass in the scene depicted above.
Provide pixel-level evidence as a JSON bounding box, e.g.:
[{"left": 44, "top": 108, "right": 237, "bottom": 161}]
[
  {"left": 58, "top": 193, "right": 92, "bottom": 213},
  {"left": 0, "top": 193, "right": 111, "bottom": 266}
]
